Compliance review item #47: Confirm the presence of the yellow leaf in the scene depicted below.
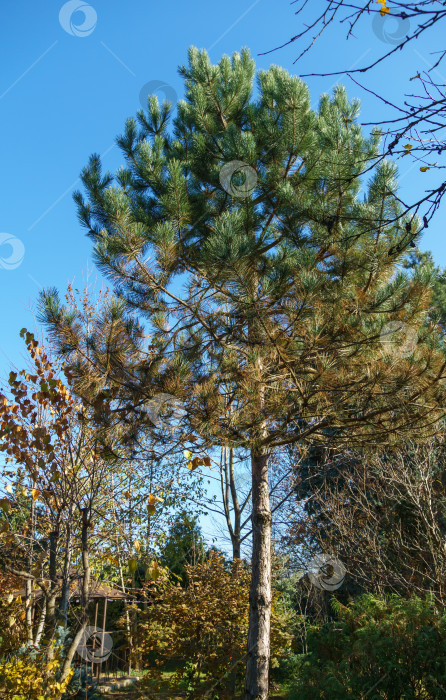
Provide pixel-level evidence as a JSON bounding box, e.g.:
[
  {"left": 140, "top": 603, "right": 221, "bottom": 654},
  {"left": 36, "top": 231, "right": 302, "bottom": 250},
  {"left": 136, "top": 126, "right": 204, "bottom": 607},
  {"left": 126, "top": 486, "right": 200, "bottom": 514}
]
[
  {"left": 379, "top": 5, "right": 389, "bottom": 15},
  {"left": 420, "top": 166, "right": 429, "bottom": 172},
  {"left": 31, "top": 489, "right": 40, "bottom": 501},
  {"left": 403, "top": 144, "right": 413, "bottom": 150},
  {"left": 128, "top": 558, "right": 138, "bottom": 573},
  {"left": 148, "top": 493, "right": 164, "bottom": 504},
  {"left": 146, "top": 560, "right": 160, "bottom": 581},
  {"left": 184, "top": 449, "right": 193, "bottom": 460},
  {"left": 134, "top": 540, "right": 141, "bottom": 552}
]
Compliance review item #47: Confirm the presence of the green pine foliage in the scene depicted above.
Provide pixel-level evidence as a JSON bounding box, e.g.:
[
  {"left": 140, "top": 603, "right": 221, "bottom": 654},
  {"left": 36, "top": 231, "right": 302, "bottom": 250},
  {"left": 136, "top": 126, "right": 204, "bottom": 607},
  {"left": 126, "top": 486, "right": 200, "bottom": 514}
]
[{"left": 40, "top": 47, "right": 446, "bottom": 454}]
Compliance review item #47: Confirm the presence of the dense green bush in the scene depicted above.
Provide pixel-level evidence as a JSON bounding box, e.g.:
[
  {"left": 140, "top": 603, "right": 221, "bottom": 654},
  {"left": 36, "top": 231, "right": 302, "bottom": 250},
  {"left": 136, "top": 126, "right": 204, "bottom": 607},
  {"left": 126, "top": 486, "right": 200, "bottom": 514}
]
[{"left": 287, "top": 593, "right": 446, "bottom": 699}]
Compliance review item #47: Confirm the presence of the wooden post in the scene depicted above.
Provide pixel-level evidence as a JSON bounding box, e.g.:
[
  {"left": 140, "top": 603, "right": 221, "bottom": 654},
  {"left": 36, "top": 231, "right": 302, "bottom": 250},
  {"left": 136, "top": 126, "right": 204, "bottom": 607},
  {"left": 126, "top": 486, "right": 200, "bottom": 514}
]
[
  {"left": 93, "top": 600, "right": 98, "bottom": 680},
  {"left": 97, "top": 597, "right": 107, "bottom": 682}
]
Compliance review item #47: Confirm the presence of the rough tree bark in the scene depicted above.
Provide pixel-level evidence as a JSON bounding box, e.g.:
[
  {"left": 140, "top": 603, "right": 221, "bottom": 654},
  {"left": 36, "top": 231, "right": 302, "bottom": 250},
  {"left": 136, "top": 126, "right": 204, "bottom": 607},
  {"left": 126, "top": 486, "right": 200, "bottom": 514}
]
[
  {"left": 59, "top": 507, "right": 91, "bottom": 683},
  {"left": 244, "top": 450, "right": 272, "bottom": 700},
  {"left": 60, "top": 507, "right": 74, "bottom": 627}
]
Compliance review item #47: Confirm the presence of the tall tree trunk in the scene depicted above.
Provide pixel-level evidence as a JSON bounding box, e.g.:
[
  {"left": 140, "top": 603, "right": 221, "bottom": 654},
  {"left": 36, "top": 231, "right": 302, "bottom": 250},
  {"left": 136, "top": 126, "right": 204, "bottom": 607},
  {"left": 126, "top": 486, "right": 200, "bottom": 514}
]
[
  {"left": 220, "top": 445, "right": 243, "bottom": 560},
  {"left": 59, "top": 507, "right": 91, "bottom": 683},
  {"left": 60, "top": 513, "right": 74, "bottom": 627},
  {"left": 33, "top": 598, "right": 47, "bottom": 647},
  {"left": 25, "top": 486, "right": 36, "bottom": 642},
  {"left": 229, "top": 447, "right": 242, "bottom": 560},
  {"left": 25, "top": 578, "right": 33, "bottom": 643},
  {"left": 111, "top": 473, "right": 133, "bottom": 674},
  {"left": 244, "top": 450, "right": 271, "bottom": 700},
  {"left": 46, "top": 527, "right": 60, "bottom": 659}
]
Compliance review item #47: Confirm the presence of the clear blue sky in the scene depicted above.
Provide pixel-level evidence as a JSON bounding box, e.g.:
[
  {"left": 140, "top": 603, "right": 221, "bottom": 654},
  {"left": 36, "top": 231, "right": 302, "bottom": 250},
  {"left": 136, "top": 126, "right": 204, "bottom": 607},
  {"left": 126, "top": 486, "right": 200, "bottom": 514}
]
[{"left": 0, "top": 0, "right": 444, "bottom": 551}]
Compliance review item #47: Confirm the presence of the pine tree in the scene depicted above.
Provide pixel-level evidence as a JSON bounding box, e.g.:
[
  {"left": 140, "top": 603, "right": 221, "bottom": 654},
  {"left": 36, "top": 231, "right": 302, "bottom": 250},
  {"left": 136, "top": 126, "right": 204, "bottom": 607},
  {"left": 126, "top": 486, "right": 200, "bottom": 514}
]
[{"left": 40, "top": 48, "right": 446, "bottom": 698}]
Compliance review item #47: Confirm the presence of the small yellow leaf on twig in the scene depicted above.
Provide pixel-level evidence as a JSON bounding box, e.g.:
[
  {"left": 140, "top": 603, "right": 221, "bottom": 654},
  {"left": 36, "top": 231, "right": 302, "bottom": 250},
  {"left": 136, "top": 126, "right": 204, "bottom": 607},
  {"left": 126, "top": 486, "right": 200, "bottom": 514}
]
[
  {"left": 420, "top": 166, "right": 429, "bottom": 172},
  {"left": 148, "top": 493, "right": 164, "bottom": 504},
  {"left": 380, "top": 5, "right": 389, "bottom": 16},
  {"left": 31, "top": 488, "right": 40, "bottom": 501},
  {"left": 187, "top": 457, "right": 201, "bottom": 470}
]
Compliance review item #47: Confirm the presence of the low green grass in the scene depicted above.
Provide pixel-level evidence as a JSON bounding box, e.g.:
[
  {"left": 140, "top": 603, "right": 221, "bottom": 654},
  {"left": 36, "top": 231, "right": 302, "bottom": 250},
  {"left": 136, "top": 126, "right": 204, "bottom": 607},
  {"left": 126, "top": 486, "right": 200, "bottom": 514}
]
[{"left": 105, "top": 669, "right": 288, "bottom": 698}]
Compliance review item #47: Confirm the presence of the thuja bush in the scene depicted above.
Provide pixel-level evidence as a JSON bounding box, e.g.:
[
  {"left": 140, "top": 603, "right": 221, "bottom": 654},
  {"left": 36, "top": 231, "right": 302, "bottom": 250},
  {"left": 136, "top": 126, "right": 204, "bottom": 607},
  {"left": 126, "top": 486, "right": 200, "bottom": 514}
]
[
  {"left": 287, "top": 593, "right": 446, "bottom": 699},
  {"left": 134, "top": 552, "right": 293, "bottom": 698}
]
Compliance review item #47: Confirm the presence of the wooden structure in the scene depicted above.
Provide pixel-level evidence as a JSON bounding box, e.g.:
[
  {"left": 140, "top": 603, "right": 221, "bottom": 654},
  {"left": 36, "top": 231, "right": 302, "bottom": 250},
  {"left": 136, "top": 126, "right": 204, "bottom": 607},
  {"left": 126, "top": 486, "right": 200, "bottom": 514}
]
[{"left": 5, "top": 574, "right": 132, "bottom": 681}]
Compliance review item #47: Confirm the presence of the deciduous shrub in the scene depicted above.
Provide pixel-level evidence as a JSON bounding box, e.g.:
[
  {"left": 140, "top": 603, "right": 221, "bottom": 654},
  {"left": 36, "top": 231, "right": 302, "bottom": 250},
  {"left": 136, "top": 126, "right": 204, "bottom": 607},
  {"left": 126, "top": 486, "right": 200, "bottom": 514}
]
[
  {"left": 0, "top": 586, "right": 72, "bottom": 700},
  {"left": 134, "top": 552, "right": 293, "bottom": 698},
  {"left": 0, "top": 644, "right": 73, "bottom": 700}
]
